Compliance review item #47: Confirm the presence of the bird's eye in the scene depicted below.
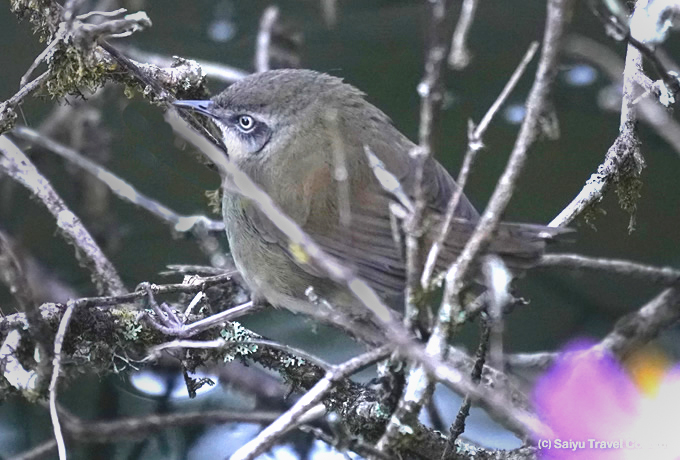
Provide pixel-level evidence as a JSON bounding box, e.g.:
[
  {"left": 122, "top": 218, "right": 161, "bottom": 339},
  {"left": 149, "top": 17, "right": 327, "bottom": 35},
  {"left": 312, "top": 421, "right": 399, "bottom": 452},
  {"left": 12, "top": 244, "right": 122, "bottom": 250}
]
[
  {"left": 236, "top": 115, "right": 255, "bottom": 133},
  {"left": 226, "top": 113, "right": 271, "bottom": 154}
]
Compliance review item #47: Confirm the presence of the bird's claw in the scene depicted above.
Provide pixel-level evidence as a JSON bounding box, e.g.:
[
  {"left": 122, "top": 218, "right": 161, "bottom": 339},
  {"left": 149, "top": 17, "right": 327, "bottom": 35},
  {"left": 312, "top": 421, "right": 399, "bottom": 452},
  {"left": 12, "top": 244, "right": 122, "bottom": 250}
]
[{"left": 137, "top": 282, "right": 188, "bottom": 336}]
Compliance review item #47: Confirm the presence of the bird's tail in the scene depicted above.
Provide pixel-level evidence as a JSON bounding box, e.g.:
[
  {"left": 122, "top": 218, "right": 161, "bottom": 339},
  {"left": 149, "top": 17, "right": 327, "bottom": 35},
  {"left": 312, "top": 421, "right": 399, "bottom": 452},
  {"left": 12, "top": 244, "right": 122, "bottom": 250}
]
[{"left": 439, "top": 218, "right": 572, "bottom": 270}]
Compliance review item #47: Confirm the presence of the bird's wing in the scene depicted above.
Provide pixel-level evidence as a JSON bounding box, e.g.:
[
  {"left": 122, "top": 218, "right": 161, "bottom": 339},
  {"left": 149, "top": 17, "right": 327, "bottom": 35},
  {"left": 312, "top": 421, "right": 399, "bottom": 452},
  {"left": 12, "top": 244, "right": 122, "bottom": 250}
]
[{"left": 301, "top": 133, "right": 477, "bottom": 296}]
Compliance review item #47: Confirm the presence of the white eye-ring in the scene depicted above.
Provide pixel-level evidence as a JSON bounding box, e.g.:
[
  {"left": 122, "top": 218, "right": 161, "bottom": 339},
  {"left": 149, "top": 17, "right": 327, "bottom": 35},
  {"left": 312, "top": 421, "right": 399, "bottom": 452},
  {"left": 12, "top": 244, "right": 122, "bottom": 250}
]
[{"left": 237, "top": 115, "right": 255, "bottom": 132}]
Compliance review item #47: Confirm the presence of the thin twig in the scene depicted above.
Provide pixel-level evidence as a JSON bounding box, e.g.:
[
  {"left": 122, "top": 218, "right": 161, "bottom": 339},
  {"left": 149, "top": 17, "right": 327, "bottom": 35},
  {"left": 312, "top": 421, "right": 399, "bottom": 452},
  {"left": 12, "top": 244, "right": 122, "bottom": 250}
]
[
  {"left": 9, "top": 409, "right": 282, "bottom": 460},
  {"left": 448, "top": 0, "right": 480, "bottom": 69},
  {"left": 9, "top": 439, "right": 58, "bottom": 460},
  {"left": 422, "top": 41, "right": 540, "bottom": 287},
  {"left": 182, "top": 300, "right": 259, "bottom": 337},
  {"left": 444, "top": 318, "right": 490, "bottom": 456},
  {"left": 378, "top": 1, "right": 458, "bottom": 448},
  {"left": 20, "top": 35, "right": 63, "bottom": 87},
  {"left": 382, "top": 0, "right": 571, "bottom": 449},
  {"left": 403, "top": 0, "right": 456, "bottom": 331},
  {"left": 99, "top": 41, "right": 171, "bottom": 102},
  {"left": 476, "top": 41, "right": 541, "bottom": 139},
  {"left": 0, "top": 71, "right": 50, "bottom": 134},
  {"left": 441, "top": 0, "right": 571, "bottom": 309},
  {"left": 538, "top": 253, "right": 680, "bottom": 285},
  {"left": 49, "top": 301, "right": 77, "bottom": 460},
  {"left": 418, "top": 0, "right": 454, "bottom": 151},
  {"left": 11, "top": 126, "right": 224, "bottom": 233},
  {"left": 437, "top": 0, "right": 571, "bottom": 361},
  {"left": 255, "top": 6, "right": 279, "bottom": 73},
  {"left": 385, "top": 0, "right": 571, "bottom": 448}
]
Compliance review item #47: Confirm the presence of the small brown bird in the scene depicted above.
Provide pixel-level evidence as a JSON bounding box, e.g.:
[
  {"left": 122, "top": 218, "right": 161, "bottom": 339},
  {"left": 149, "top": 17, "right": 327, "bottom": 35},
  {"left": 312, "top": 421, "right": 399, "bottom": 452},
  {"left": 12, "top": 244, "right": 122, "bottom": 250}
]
[{"left": 174, "top": 69, "right": 561, "bottom": 333}]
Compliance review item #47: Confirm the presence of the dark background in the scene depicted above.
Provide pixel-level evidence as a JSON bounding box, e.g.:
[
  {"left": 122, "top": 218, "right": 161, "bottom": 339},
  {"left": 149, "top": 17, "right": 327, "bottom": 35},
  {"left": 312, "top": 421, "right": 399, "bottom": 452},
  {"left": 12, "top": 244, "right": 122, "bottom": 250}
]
[{"left": 1, "top": 1, "right": 679, "bottom": 458}]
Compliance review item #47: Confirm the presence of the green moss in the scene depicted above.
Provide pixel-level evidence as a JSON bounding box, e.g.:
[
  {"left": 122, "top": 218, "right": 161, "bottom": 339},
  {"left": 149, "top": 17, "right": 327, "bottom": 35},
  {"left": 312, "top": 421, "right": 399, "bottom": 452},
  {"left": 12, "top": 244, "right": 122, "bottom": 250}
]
[
  {"left": 582, "top": 204, "right": 605, "bottom": 231},
  {"left": 615, "top": 173, "right": 643, "bottom": 233},
  {"left": 205, "top": 188, "right": 222, "bottom": 215},
  {"left": 44, "top": 43, "right": 117, "bottom": 98},
  {"left": 9, "top": 0, "right": 58, "bottom": 41}
]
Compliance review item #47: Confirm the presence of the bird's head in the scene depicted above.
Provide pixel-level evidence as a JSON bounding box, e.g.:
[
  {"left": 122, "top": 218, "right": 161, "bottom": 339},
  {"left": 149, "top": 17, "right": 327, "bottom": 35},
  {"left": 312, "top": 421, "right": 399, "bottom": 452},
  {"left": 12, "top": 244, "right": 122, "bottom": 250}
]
[{"left": 173, "top": 69, "right": 378, "bottom": 168}]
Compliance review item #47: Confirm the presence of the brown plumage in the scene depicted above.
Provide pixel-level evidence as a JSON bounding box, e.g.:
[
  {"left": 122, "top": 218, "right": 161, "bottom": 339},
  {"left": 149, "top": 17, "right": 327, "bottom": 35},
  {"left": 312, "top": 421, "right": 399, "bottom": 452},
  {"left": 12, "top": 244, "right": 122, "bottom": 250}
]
[{"left": 174, "top": 69, "right": 565, "bottom": 320}]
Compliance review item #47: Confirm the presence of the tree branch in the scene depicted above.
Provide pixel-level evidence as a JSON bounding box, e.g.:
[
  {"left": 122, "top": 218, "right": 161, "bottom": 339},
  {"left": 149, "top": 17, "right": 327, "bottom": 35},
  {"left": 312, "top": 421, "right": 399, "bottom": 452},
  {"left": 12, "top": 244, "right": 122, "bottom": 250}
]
[{"left": 0, "top": 136, "right": 125, "bottom": 295}]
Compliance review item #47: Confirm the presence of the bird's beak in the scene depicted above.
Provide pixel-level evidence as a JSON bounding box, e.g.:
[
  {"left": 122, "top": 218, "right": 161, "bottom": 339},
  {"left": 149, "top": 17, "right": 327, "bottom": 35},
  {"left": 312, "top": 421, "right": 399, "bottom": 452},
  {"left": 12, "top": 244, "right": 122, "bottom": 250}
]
[{"left": 173, "top": 100, "right": 216, "bottom": 119}]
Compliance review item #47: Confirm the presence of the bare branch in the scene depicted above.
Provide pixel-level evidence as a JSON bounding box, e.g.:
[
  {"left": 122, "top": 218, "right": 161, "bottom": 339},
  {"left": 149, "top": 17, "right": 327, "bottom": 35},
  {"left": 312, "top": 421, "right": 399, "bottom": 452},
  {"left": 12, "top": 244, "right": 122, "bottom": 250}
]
[
  {"left": 538, "top": 253, "right": 680, "bottom": 285},
  {"left": 149, "top": 338, "right": 333, "bottom": 372},
  {"left": 11, "top": 126, "right": 224, "bottom": 233},
  {"left": 0, "top": 71, "right": 50, "bottom": 134},
  {"left": 597, "top": 286, "right": 680, "bottom": 359},
  {"left": 475, "top": 41, "right": 541, "bottom": 140},
  {"left": 551, "top": 3, "right": 651, "bottom": 229},
  {"left": 177, "top": 300, "right": 259, "bottom": 338},
  {"left": 405, "top": 0, "right": 456, "bottom": 332},
  {"left": 564, "top": 34, "right": 680, "bottom": 157},
  {"left": 380, "top": 0, "right": 572, "bottom": 450},
  {"left": 9, "top": 440, "right": 57, "bottom": 460},
  {"left": 48, "top": 301, "right": 77, "bottom": 460},
  {"left": 0, "top": 136, "right": 125, "bottom": 295},
  {"left": 443, "top": 0, "right": 572, "bottom": 302},
  {"left": 255, "top": 6, "right": 280, "bottom": 73},
  {"left": 379, "top": 0, "right": 458, "bottom": 448},
  {"left": 10, "top": 409, "right": 282, "bottom": 460},
  {"left": 508, "top": 286, "right": 680, "bottom": 371},
  {"left": 448, "top": 0, "right": 480, "bottom": 69},
  {"left": 0, "top": 278, "right": 545, "bottom": 458},
  {"left": 422, "top": 41, "right": 540, "bottom": 287},
  {"left": 122, "top": 47, "right": 248, "bottom": 83},
  {"left": 445, "top": 319, "right": 490, "bottom": 455}
]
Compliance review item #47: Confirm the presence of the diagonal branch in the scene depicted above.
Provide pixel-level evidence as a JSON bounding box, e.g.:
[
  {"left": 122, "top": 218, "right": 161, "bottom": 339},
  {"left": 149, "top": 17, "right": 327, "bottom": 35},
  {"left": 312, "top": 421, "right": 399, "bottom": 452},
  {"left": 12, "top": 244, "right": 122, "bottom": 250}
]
[
  {"left": 0, "top": 136, "right": 125, "bottom": 295},
  {"left": 229, "top": 346, "right": 392, "bottom": 460},
  {"left": 11, "top": 126, "right": 224, "bottom": 234}
]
